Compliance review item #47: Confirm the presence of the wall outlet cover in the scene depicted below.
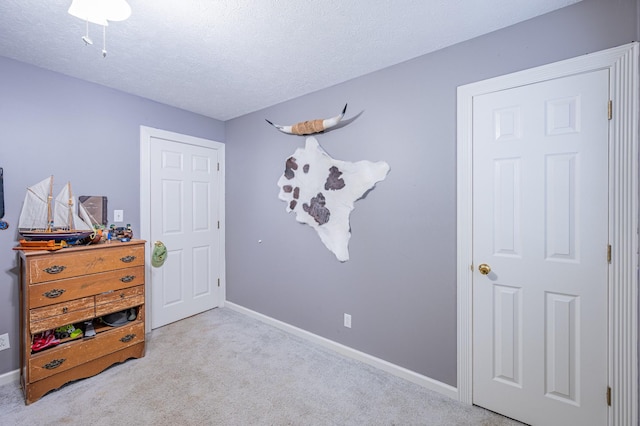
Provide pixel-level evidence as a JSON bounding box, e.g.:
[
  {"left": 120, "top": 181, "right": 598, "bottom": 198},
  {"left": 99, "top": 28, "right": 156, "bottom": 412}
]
[
  {"left": 344, "top": 313, "right": 352, "bottom": 328},
  {"left": 0, "top": 333, "right": 9, "bottom": 351}
]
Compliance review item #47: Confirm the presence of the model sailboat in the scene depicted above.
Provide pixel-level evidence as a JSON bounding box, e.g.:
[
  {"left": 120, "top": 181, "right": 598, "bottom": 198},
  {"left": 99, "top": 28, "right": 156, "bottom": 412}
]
[{"left": 18, "top": 176, "right": 96, "bottom": 243}]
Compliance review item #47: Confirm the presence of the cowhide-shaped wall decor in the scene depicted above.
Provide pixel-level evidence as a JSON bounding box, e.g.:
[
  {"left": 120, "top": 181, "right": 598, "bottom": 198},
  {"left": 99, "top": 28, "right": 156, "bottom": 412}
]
[{"left": 277, "top": 136, "right": 390, "bottom": 261}]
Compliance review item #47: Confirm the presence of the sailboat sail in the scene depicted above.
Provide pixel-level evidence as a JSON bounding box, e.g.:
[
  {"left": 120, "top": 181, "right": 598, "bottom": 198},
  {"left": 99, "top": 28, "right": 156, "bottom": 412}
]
[
  {"left": 18, "top": 176, "right": 52, "bottom": 230},
  {"left": 72, "top": 206, "right": 93, "bottom": 231},
  {"left": 53, "top": 182, "right": 92, "bottom": 231},
  {"left": 78, "top": 202, "right": 98, "bottom": 228},
  {"left": 54, "top": 182, "right": 71, "bottom": 229}
]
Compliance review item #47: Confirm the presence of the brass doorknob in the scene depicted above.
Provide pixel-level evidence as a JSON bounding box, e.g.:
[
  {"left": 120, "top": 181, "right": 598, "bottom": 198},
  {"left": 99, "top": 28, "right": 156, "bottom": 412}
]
[{"left": 478, "top": 263, "right": 491, "bottom": 275}]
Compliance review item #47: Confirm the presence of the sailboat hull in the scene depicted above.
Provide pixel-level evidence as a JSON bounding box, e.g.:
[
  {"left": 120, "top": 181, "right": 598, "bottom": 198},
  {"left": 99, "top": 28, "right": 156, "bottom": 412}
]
[{"left": 19, "top": 229, "right": 94, "bottom": 244}]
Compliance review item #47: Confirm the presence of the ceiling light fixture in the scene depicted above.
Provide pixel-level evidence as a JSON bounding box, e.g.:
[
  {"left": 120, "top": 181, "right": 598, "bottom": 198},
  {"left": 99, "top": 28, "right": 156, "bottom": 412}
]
[{"left": 68, "top": 0, "right": 132, "bottom": 58}]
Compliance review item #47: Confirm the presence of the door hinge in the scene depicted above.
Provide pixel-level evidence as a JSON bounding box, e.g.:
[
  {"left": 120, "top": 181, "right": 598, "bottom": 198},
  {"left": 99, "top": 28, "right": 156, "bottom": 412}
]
[
  {"left": 607, "top": 386, "right": 612, "bottom": 406},
  {"left": 217, "top": 220, "right": 220, "bottom": 229},
  {"left": 608, "top": 100, "right": 613, "bottom": 120},
  {"left": 217, "top": 278, "right": 220, "bottom": 287},
  {"left": 607, "top": 244, "right": 612, "bottom": 263},
  {"left": 217, "top": 162, "right": 220, "bottom": 171}
]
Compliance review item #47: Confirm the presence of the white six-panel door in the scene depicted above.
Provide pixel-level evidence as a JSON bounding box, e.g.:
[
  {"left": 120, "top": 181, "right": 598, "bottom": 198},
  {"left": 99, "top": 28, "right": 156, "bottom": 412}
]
[
  {"left": 140, "top": 127, "right": 225, "bottom": 330},
  {"left": 472, "top": 69, "right": 609, "bottom": 425}
]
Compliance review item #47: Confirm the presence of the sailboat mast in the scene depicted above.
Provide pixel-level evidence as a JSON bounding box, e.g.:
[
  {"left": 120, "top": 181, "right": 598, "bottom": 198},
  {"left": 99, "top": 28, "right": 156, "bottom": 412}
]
[
  {"left": 67, "top": 182, "right": 74, "bottom": 230},
  {"left": 46, "top": 175, "right": 53, "bottom": 232}
]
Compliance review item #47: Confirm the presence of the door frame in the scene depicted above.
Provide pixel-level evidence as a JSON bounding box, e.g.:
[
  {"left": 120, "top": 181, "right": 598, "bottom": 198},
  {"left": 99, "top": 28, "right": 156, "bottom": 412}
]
[
  {"left": 456, "top": 42, "right": 638, "bottom": 425},
  {"left": 139, "top": 126, "right": 226, "bottom": 333}
]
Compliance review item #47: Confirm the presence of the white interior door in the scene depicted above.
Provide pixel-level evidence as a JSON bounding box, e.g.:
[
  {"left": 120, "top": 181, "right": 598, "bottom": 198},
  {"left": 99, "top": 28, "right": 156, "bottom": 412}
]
[
  {"left": 472, "top": 70, "right": 609, "bottom": 425},
  {"left": 141, "top": 128, "right": 225, "bottom": 329}
]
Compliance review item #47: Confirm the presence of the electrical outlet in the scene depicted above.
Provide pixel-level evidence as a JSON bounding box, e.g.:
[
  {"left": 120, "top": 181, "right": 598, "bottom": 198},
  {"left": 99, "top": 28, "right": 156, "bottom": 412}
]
[
  {"left": 114, "top": 210, "right": 124, "bottom": 222},
  {"left": 344, "top": 313, "right": 352, "bottom": 328},
  {"left": 0, "top": 333, "right": 10, "bottom": 351}
]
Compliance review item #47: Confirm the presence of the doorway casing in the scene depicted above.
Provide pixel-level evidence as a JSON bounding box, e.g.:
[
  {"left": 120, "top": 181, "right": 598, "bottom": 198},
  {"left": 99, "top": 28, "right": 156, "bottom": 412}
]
[
  {"left": 456, "top": 42, "right": 638, "bottom": 425},
  {"left": 139, "top": 126, "right": 226, "bottom": 333}
]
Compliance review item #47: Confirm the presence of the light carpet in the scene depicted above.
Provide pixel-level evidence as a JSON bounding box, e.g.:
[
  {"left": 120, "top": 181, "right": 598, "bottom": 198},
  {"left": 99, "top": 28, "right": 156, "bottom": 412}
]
[{"left": 0, "top": 307, "right": 520, "bottom": 425}]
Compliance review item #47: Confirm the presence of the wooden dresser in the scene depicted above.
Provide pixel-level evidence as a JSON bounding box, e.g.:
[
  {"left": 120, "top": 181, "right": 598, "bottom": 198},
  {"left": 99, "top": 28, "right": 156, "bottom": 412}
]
[{"left": 18, "top": 239, "right": 146, "bottom": 404}]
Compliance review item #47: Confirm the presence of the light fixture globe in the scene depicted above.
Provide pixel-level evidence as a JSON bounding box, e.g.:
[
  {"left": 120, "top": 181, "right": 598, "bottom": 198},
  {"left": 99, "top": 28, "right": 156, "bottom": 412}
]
[
  {"left": 102, "top": 0, "right": 132, "bottom": 22},
  {"left": 68, "top": 0, "right": 132, "bottom": 26}
]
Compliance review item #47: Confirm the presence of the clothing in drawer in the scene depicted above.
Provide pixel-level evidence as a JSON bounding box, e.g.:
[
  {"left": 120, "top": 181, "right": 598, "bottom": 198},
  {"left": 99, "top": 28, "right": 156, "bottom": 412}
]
[
  {"left": 29, "top": 266, "right": 145, "bottom": 309},
  {"left": 28, "top": 245, "right": 145, "bottom": 284},
  {"left": 29, "top": 297, "right": 94, "bottom": 334}
]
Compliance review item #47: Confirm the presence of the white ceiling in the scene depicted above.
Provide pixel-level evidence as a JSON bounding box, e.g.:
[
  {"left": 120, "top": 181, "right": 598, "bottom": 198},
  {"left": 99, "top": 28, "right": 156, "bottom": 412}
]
[{"left": 0, "top": 0, "right": 581, "bottom": 121}]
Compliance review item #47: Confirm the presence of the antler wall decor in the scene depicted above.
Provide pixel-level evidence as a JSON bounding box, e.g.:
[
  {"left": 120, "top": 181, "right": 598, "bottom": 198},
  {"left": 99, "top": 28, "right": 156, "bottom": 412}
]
[{"left": 266, "top": 104, "right": 347, "bottom": 135}]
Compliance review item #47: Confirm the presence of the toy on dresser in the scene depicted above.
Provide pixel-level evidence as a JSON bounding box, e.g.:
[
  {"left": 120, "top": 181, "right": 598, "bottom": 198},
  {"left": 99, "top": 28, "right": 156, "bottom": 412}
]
[{"left": 107, "top": 224, "right": 133, "bottom": 242}]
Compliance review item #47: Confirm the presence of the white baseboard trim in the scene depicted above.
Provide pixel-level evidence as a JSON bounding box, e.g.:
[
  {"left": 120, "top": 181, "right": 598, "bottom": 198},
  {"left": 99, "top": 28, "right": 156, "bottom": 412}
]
[
  {"left": 225, "top": 301, "right": 458, "bottom": 401},
  {"left": 0, "top": 369, "right": 19, "bottom": 387}
]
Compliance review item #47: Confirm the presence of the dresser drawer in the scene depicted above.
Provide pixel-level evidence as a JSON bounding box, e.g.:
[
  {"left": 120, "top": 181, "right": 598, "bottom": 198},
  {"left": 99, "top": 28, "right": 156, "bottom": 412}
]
[
  {"left": 28, "top": 321, "right": 144, "bottom": 382},
  {"left": 95, "top": 285, "right": 144, "bottom": 317},
  {"left": 30, "top": 297, "right": 94, "bottom": 334},
  {"left": 28, "top": 245, "right": 145, "bottom": 284},
  {"left": 29, "top": 266, "right": 145, "bottom": 309}
]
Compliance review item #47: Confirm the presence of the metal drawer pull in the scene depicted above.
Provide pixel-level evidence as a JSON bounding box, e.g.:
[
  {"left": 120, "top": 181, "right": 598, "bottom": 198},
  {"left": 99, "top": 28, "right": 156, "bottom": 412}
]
[
  {"left": 120, "top": 275, "right": 135, "bottom": 283},
  {"left": 62, "top": 307, "right": 68, "bottom": 313},
  {"left": 43, "top": 265, "right": 66, "bottom": 274},
  {"left": 43, "top": 288, "right": 66, "bottom": 299},
  {"left": 120, "top": 255, "right": 136, "bottom": 263},
  {"left": 43, "top": 358, "right": 66, "bottom": 370},
  {"left": 120, "top": 334, "right": 136, "bottom": 343}
]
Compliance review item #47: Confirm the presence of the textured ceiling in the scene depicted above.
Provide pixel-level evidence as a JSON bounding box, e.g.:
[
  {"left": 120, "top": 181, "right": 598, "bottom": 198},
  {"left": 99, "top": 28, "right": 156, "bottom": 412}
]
[{"left": 0, "top": 0, "right": 581, "bottom": 121}]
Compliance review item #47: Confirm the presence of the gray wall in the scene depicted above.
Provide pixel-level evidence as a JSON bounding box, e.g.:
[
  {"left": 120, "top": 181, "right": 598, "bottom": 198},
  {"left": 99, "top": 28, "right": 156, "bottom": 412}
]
[
  {"left": 0, "top": 57, "right": 224, "bottom": 374},
  {"left": 0, "top": 0, "right": 637, "bottom": 388},
  {"left": 225, "top": 0, "right": 639, "bottom": 387}
]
